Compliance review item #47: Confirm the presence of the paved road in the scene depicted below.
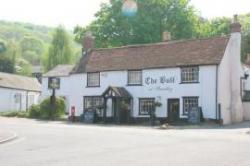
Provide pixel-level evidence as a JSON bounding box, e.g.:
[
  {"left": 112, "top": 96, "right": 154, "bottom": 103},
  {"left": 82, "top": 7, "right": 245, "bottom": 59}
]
[{"left": 1, "top": 117, "right": 250, "bottom": 166}]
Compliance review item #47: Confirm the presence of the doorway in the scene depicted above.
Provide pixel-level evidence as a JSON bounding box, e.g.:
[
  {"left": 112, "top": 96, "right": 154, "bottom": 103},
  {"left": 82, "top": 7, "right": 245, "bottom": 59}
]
[{"left": 168, "top": 99, "right": 180, "bottom": 123}]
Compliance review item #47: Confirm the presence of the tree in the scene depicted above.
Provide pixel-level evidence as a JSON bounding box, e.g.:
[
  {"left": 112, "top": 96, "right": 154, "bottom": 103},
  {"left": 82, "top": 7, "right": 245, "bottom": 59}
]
[
  {"left": 44, "top": 26, "right": 73, "bottom": 71},
  {"left": 0, "top": 40, "right": 17, "bottom": 73},
  {"left": 74, "top": 0, "right": 200, "bottom": 48},
  {"left": 20, "top": 36, "right": 44, "bottom": 65},
  {"left": 239, "top": 14, "right": 250, "bottom": 61},
  {"left": 197, "top": 17, "right": 230, "bottom": 38},
  {"left": 0, "top": 56, "right": 15, "bottom": 73}
]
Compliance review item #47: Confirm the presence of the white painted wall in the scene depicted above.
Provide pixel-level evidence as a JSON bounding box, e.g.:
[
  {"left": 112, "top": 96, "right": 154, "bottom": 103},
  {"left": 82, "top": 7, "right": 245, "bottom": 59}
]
[
  {"left": 0, "top": 88, "right": 40, "bottom": 112},
  {"left": 68, "top": 65, "right": 217, "bottom": 120},
  {"left": 218, "top": 32, "right": 243, "bottom": 124}
]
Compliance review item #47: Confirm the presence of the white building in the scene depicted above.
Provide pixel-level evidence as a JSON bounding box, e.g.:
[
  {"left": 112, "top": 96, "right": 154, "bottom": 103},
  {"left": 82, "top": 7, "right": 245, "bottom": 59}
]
[
  {"left": 0, "top": 72, "right": 41, "bottom": 112},
  {"left": 42, "top": 16, "right": 249, "bottom": 125},
  {"left": 42, "top": 65, "right": 74, "bottom": 113}
]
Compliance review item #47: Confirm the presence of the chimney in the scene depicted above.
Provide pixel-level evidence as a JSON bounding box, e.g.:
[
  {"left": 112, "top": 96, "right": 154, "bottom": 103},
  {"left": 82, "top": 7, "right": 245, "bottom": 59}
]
[
  {"left": 162, "top": 31, "right": 171, "bottom": 42},
  {"left": 230, "top": 14, "right": 241, "bottom": 33},
  {"left": 82, "top": 32, "right": 95, "bottom": 54}
]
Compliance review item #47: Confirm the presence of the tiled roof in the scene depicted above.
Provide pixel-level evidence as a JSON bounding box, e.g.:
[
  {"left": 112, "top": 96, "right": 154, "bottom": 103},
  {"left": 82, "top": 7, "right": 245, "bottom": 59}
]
[
  {"left": 72, "top": 36, "right": 230, "bottom": 73},
  {"left": 0, "top": 72, "right": 41, "bottom": 92},
  {"left": 43, "top": 65, "right": 74, "bottom": 77}
]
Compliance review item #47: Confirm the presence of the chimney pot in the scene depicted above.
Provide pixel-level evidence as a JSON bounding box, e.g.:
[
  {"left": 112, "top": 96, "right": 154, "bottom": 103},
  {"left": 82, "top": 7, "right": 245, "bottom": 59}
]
[
  {"left": 82, "top": 32, "right": 95, "bottom": 53},
  {"left": 162, "top": 31, "right": 171, "bottom": 42}
]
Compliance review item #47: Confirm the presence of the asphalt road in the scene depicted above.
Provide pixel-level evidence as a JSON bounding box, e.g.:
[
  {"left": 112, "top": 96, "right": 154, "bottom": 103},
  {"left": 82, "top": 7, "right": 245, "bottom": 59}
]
[{"left": 1, "top": 117, "right": 250, "bottom": 166}]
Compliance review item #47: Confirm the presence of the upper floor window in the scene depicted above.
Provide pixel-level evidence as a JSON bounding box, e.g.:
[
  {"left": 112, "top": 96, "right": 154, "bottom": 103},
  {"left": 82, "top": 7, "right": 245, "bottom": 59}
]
[
  {"left": 128, "top": 70, "right": 142, "bottom": 85},
  {"left": 139, "top": 98, "right": 155, "bottom": 115},
  {"left": 183, "top": 97, "right": 199, "bottom": 115},
  {"left": 87, "top": 72, "right": 100, "bottom": 87},
  {"left": 48, "top": 77, "right": 60, "bottom": 89},
  {"left": 181, "top": 67, "right": 199, "bottom": 83}
]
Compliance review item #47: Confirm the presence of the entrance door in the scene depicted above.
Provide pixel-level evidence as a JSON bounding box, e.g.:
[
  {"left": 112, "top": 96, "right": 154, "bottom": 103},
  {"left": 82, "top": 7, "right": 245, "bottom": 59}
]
[
  {"left": 168, "top": 99, "right": 180, "bottom": 123},
  {"left": 112, "top": 98, "right": 131, "bottom": 124}
]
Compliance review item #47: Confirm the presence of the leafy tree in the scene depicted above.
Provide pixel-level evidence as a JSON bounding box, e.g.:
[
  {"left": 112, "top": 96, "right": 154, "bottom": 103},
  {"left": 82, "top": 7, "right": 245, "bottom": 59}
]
[
  {"left": 239, "top": 14, "right": 250, "bottom": 61},
  {"left": 0, "top": 40, "right": 17, "bottom": 73},
  {"left": 44, "top": 26, "right": 73, "bottom": 71},
  {"left": 197, "top": 17, "right": 230, "bottom": 38},
  {"left": 15, "top": 58, "right": 32, "bottom": 76},
  {"left": 20, "top": 36, "right": 44, "bottom": 65},
  {"left": 74, "top": 0, "right": 200, "bottom": 48},
  {"left": 0, "top": 56, "right": 15, "bottom": 73}
]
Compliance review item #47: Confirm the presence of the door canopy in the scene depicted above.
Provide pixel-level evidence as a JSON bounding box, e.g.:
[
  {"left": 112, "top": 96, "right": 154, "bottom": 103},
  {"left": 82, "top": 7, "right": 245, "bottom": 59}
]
[{"left": 102, "top": 86, "right": 132, "bottom": 99}]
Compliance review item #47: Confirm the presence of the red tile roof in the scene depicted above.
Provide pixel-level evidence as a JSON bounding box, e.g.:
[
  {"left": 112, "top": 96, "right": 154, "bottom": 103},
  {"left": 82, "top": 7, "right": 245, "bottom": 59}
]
[{"left": 72, "top": 36, "right": 230, "bottom": 73}]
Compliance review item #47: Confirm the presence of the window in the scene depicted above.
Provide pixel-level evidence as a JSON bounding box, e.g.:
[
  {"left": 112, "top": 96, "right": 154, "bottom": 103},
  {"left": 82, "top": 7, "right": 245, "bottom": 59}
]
[
  {"left": 243, "top": 90, "right": 250, "bottom": 101},
  {"left": 84, "top": 96, "right": 104, "bottom": 110},
  {"left": 128, "top": 70, "right": 142, "bottom": 85},
  {"left": 48, "top": 77, "right": 60, "bottom": 89},
  {"left": 84, "top": 96, "right": 104, "bottom": 116},
  {"left": 87, "top": 72, "right": 100, "bottom": 87},
  {"left": 139, "top": 98, "right": 155, "bottom": 115},
  {"left": 181, "top": 67, "right": 199, "bottom": 83},
  {"left": 183, "top": 97, "right": 199, "bottom": 115}
]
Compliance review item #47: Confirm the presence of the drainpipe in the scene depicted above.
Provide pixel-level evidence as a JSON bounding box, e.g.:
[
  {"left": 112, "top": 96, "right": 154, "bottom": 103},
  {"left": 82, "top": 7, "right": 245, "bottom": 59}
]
[
  {"left": 215, "top": 65, "right": 219, "bottom": 121},
  {"left": 26, "top": 91, "right": 29, "bottom": 111}
]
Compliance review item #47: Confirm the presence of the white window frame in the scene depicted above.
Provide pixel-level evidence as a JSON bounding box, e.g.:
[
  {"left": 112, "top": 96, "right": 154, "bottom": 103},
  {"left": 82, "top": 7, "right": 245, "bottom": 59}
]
[
  {"left": 128, "top": 70, "right": 142, "bottom": 85},
  {"left": 139, "top": 98, "right": 155, "bottom": 115},
  {"left": 181, "top": 67, "right": 199, "bottom": 83},
  {"left": 183, "top": 97, "right": 199, "bottom": 115},
  {"left": 87, "top": 72, "right": 100, "bottom": 87}
]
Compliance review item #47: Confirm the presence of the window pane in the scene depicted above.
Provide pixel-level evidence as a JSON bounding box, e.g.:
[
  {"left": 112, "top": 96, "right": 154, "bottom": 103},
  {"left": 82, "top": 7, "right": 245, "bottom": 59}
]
[
  {"left": 183, "top": 97, "right": 198, "bottom": 115},
  {"left": 128, "top": 70, "right": 142, "bottom": 85},
  {"left": 181, "top": 67, "right": 199, "bottom": 83},
  {"left": 87, "top": 73, "right": 100, "bottom": 87},
  {"left": 139, "top": 98, "right": 154, "bottom": 115},
  {"left": 84, "top": 96, "right": 103, "bottom": 109}
]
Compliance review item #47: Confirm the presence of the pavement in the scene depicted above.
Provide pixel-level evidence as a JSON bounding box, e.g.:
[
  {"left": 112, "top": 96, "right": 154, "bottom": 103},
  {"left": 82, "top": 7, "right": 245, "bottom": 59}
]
[
  {"left": 1, "top": 117, "right": 250, "bottom": 166},
  {"left": 0, "top": 130, "right": 17, "bottom": 144}
]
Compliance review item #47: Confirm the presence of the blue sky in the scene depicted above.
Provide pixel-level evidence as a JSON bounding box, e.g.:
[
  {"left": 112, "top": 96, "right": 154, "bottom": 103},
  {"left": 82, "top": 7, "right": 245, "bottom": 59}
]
[{"left": 0, "top": 0, "right": 249, "bottom": 29}]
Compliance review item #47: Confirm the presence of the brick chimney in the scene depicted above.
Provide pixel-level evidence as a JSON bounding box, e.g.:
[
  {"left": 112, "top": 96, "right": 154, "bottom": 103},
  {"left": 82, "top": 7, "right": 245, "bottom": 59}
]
[
  {"left": 230, "top": 15, "right": 241, "bottom": 33},
  {"left": 162, "top": 31, "right": 171, "bottom": 42},
  {"left": 82, "top": 32, "right": 95, "bottom": 54}
]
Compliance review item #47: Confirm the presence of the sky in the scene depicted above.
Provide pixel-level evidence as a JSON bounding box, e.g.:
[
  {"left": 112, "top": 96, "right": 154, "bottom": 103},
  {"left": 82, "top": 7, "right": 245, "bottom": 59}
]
[{"left": 0, "top": 0, "right": 249, "bottom": 30}]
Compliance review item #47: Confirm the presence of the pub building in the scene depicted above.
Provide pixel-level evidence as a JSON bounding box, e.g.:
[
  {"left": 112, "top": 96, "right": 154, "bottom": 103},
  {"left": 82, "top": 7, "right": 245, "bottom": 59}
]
[{"left": 42, "top": 15, "right": 250, "bottom": 125}]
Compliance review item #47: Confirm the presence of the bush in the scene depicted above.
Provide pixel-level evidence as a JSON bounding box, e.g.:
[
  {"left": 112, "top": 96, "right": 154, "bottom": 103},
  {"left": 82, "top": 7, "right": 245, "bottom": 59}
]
[
  {"left": 0, "top": 111, "right": 28, "bottom": 118},
  {"left": 28, "top": 105, "right": 40, "bottom": 118},
  {"left": 39, "top": 97, "right": 66, "bottom": 119}
]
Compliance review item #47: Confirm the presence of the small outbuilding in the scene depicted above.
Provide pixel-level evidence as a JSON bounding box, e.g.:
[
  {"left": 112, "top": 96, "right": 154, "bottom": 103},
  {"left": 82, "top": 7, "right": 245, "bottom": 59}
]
[{"left": 0, "top": 72, "right": 41, "bottom": 112}]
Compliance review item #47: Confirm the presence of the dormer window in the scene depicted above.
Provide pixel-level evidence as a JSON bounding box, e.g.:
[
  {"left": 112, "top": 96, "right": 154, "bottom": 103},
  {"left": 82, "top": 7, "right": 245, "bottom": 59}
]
[
  {"left": 181, "top": 67, "right": 199, "bottom": 83},
  {"left": 87, "top": 72, "right": 100, "bottom": 87},
  {"left": 128, "top": 70, "right": 142, "bottom": 86}
]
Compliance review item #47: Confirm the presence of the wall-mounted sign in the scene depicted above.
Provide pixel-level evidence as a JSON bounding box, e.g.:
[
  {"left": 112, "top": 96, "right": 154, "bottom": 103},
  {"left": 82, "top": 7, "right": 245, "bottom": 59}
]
[
  {"left": 145, "top": 76, "right": 176, "bottom": 91},
  {"left": 145, "top": 76, "right": 175, "bottom": 85}
]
